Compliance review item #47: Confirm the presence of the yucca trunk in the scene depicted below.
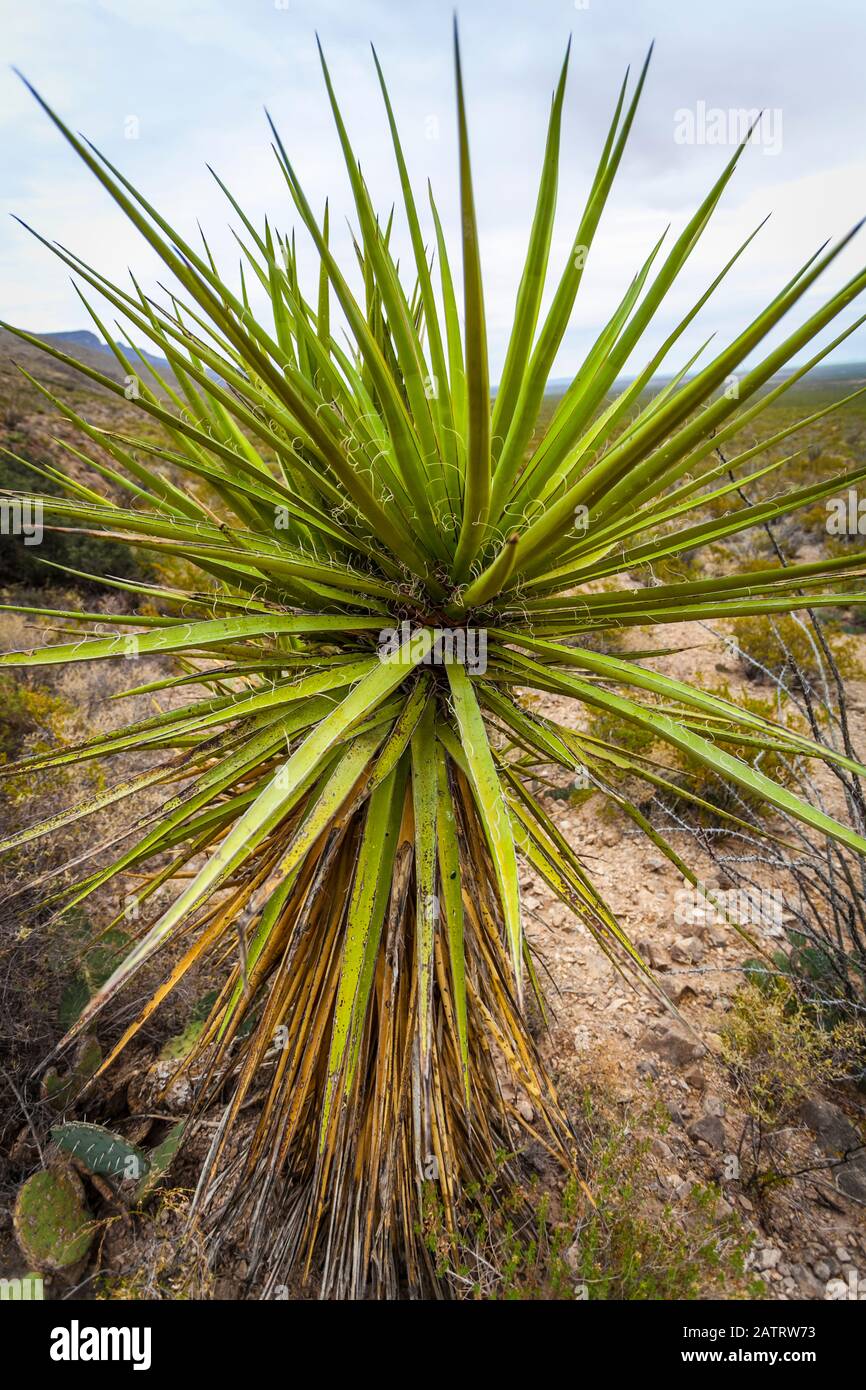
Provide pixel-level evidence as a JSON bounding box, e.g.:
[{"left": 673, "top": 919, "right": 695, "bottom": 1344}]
[{"left": 192, "top": 760, "right": 572, "bottom": 1298}]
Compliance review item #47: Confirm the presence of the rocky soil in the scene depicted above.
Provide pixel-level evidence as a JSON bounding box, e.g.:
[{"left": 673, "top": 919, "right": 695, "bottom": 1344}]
[{"left": 527, "top": 617, "right": 866, "bottom": 1301}]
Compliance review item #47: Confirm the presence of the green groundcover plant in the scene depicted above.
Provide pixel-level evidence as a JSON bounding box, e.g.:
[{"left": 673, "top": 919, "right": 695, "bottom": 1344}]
[{"left": 3, "top": 28, "right": 866, "bottom": 1297}]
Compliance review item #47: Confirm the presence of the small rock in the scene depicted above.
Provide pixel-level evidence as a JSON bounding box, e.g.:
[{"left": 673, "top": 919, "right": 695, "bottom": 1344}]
[
  {"left": 704, "top": 1094, "right": 726, "bottom": 1118},
  {"left": 639, "top": 1023, "right": 703, "bottom": 1067},
  {"left": 757, "top": 1246, "right": 782, "bottom": 1271},
  {"left": 635, "top": 936, "right": 667, "bottom": 970},
  {"left": 636, "top": 1059, "right": 659, "bottom": 1081},
  {"left": 835, "top": 1246, "right": 852, "bottom": 1264},
  {"left": 813, "top": 1259, "right": 832, "bottom": 1282},
  {"left": 837, "top": 1164, "right": 866, "bottom": 1203},
  {"left": 800, "top": 1098, "right": 861, "bottom": 1156},
  {"left": 521, "top": 1141, "right": 549, "bottom": 1174},
  {"left": 711, "top": 1196, "right": 734, "bottom": 1223},
  {"left": 664, "top": 980, "right": 698, "bottom": 1006},
  {"left": 129, "top": 1057, "right": 198, "bottom": 1115},
  {"left": 825, "top": 1278, "right": 850, "bottom": 1301},
  {"left": 688, "top": 1114, "right": 725, "bottom": 1149},
  {"left": 683, "top": 1065, "right": 706, "bottom": 1092},
  {"left": 684, "top": 916, "right": 710, "bottom": 943},
  {"left": 790, "top": 1263, "right": 824, "bottom": 1299},
  {"left": 670, "top": 936, "right": 705, "bottom": 965},
  {"left": 564, "top": 1238, "right": 582, "bottom": 1274},
  {"left": 800, "top": 1097, "right": 866, "bottom": 1201}
]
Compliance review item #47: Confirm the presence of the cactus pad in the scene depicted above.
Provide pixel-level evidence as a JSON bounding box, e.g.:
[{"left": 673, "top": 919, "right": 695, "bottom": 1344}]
[
  {"left": 50, "top": 1121, "right": 151, "bottom": 1184},
  {"left": 42, "top": 1035, "right": 102, "bottom": 1112},
  {"left": 13, "top": 1168, "right": 94, "bottom": 1270},
  {"left": 134, "top": 1120, "right": 186, "bottom": 1204}
]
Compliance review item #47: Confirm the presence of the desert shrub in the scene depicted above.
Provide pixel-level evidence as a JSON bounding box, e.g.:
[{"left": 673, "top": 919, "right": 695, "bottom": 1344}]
[
  {"left": 585, "top": 703, "right": 659, "bottom": 761},
  {"left": 721, "top": 979, "right": 865, "bottom": 1128},
  {"left": 586, "top": 681, "right": 799, "bottom": 825},
  {"left": 791, "top": 497, "right": 835, "bottom": 546},
  {"left": 672, "top": 683, "right": 801, "bottom": 821},
  {"left": 0, "top": 672, "right": 102, "bottom": 820},
  {"left": 788, "top": 944, "right": 866, "bottom": 1058},
  {"left": 51, "top": 906, "right": 134, "bottom": 1029},
  {"left": 628, "top": 552, "right": 704, "bottom": 586},
  {"left": 0, "top": 672, "right": 72, "bottom": 767},
  {"left": 731, "top": 613, "right": 862, "bottom": 688},
  {"left": 429, "top": 1092, "right": 760, "bottom": 1300},
  {"left": 0, "top": 450, "right": 154, "bottom": 590}
]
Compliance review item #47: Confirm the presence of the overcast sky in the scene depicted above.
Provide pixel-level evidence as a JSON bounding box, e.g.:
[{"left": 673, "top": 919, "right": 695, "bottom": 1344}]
[{"left": 2, "top": 0, "right": 865, "bottom": 381}]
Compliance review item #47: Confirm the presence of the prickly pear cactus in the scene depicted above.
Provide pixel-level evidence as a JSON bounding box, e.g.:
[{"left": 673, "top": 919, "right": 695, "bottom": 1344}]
[
  {"left": 42, "top": 1035, "right": 102, "bottom": 1112},
  {"left": 159, "top": 1018, "right": 204, "bottom": 1062},
  {"left": 134, "top": 1120, "right": 186, "bottom": 1204},
  {"left": 56, "top": 915, "right": 132, "bottom": 1029},
  {"left": 50, "top": 1122, "right": 150, "bottom": 1184},
  {"left": 58, "top": 975, "right": 90, "bottom": 1031},
  {"left": 13, "top": 1167, "right": 94, "bottom": 1270}
]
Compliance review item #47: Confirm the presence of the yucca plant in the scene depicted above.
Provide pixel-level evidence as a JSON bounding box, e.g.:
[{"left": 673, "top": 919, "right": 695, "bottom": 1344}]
[{"left": 4, "top": 29, "right": 866, "bottom": 1297}]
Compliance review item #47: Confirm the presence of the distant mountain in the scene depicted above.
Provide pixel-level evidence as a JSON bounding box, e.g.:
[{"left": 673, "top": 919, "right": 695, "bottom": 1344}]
[
  {"left": 0, "top": 327, "right": 185, "bottom": 413},
  {"left": 33, "top": 329, "right": 173, "bottom": 377},
  {"left": 44, "top": 330, "right": 107, "bottom": 350},
  {"left": 541, "top": 361, "right": 866, "bottom": 398},
  {"left": 6, "top": 327, "right": 865, "bottom": 409}
]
